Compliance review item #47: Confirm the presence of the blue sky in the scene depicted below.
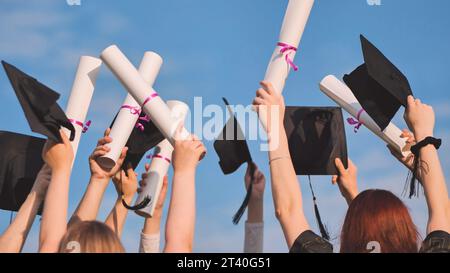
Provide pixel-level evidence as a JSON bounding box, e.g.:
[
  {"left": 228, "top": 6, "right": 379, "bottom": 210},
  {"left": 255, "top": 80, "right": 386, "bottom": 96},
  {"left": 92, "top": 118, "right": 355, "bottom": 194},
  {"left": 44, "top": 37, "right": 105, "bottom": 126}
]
[{"left": 0, "top": 0, "right": 449, "bottom": 252}]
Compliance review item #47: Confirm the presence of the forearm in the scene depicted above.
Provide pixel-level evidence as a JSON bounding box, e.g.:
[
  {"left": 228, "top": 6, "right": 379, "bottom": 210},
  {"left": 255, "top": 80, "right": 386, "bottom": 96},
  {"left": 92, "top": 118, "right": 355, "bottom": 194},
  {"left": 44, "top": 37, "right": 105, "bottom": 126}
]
[
  {"left": 143, "top": 212, "right": 163, "bottom": 235},
  {"left": 164, "top": 171, "right": 196, "bottom": 253},
  {"left": 105, "top": 196, "right": 132, "bottom": 238},
  {"left": 247, "top": 198, "right": 263, "bottom": 223},
  {"left": 39, "top": 169, "right": 71, "bottom": 253},
  {"left": 140, "top": 214, "right": 162, "bottom": 253},
  {"left": 415, "top": 140, "right": 450, "bottom": 233},
  {"left": 69, "top": 176, "right": 109, "bottom": 225},
  {"left": 268, "top": 126, "right": 309, "bottom": 247},
  {"left": 244, "top": 198, "right": 264, "bottom": 253},
  {"left": 0, "top": 192, "right": 43, "bottom": 253}
]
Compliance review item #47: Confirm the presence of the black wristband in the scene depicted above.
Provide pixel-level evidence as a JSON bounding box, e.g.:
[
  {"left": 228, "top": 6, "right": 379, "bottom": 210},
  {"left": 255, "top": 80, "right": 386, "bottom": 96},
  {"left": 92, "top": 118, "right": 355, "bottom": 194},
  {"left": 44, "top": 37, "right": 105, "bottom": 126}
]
[{"left": 411, "top": 136, "right": 442, "bottom": 156}]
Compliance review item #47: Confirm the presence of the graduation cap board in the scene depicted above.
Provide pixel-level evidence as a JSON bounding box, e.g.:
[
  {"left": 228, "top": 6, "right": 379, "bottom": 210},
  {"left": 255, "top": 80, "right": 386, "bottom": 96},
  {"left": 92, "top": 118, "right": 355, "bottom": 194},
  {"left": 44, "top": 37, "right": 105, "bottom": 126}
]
[
  {"left": 214, "top": 98, "right": 255, "bottom": 225},
  {"left": 109, "top": 112, "right": 165, "bottom": 171},
  {"left": 2, "top": 61, "right": 75, "bottom": 143},
  {"left": 284, "top": 106, "right": 348, "bottom": 240},
  {"left": 343, "top": 35, "right": 413, "bottom": 131},
  {"left": 284, "top": 106, "right": 348, "bottom": 175},
  {"left": 0, "top": 131, "right": 45, "bottom": 213}
]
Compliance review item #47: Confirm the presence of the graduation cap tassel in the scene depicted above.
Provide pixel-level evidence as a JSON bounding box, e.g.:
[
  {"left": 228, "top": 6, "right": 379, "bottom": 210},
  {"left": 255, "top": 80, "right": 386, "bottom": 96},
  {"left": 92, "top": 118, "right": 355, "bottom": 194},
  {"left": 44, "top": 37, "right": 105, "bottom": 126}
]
[
  {"left": 308, "top": 176, "right": 330, "bottom": 241},
  {"left": 232, "top": 162, "right": 256, "bottom": 225},
  {"left": 122, "top": 196, "right": 151, "bottom": 211}
]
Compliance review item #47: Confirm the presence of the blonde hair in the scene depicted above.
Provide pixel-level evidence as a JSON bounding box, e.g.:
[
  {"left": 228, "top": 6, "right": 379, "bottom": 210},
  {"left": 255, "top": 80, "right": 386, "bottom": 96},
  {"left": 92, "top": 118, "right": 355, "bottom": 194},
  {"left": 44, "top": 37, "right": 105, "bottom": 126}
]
[{"left": 59, "top": 221, "right": 125, "bottom": 253}]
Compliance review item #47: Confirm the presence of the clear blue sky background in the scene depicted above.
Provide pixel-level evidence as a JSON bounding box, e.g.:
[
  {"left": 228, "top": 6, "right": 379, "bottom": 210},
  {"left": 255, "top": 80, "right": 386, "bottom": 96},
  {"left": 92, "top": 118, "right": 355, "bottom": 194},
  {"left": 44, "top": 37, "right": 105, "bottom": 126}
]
[{"left": 0, "top": 0, "right": 449, "bottom": 252}]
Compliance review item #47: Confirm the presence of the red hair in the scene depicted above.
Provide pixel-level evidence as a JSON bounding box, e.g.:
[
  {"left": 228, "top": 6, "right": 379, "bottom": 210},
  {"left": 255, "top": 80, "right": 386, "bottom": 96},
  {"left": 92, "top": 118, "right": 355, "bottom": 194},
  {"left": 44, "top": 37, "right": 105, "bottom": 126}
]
[{"left": 340, "top": 189, "right": 420, "bottom": 253}]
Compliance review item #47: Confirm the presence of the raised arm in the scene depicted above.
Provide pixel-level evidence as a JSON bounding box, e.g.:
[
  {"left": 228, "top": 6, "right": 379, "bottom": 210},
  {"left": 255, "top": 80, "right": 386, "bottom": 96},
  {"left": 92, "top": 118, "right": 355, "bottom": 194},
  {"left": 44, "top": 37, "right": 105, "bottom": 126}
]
[
  {"left": 105, "top": 165, "right": 138, "bottom": 238},
  {"left": 164, "top": 129, "right": 206, "bottom": 253},
  {"left": 252, "top": 81, "right": 309, "bottom": 249},
  {"left": 69, "top": 129, "right": 127, "bottom": 225},
  {"left": 244, "top": 162, "right": 265, "bottom": 253},
  {"left": 39, "top": 131, "right": 73, "bottom": 253},
  {"left": 139, "top": 166, "right": 169, "bottom": 253},
  {"left": 403, "top": 96, "right": 450, "bottom": 234},
  {"left": 0, "top": 165, "right": 51, "bottom": 253}
]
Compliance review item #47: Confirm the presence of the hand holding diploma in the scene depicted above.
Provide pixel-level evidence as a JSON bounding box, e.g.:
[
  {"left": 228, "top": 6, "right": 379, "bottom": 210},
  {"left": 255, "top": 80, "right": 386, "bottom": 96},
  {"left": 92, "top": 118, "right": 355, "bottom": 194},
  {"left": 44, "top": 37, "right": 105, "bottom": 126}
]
[{"left": 259, "top": 0, "right": 315, "bottom": 131}]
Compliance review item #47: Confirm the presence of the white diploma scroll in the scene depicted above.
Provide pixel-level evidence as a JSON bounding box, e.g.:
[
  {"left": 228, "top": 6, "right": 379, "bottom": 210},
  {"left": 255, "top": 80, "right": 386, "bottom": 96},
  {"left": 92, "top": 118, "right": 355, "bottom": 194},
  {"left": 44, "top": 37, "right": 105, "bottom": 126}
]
[
  {"left": 319, "top": 75, "right": 410, "bottom": 156},
  {"left": 64, "top": 56, "right": 102, "bottom": 156},
  {"left": 135, "top": 100, "right": 189, "bottom": 218},
  {"left": 260, "top": 0, "right": 315, "bottom": 130},
  {"left": 97, "top": 52, "right": 163, "bottom": 169},
  {"left": 100, "top": 45, "right": 190, "bottom": 145}
]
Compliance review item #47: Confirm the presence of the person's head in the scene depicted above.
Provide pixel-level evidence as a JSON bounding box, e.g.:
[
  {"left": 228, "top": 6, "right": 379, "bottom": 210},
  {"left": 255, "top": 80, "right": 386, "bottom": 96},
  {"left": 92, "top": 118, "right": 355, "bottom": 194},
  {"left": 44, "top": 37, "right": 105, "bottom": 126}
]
[
  {"left": 59, "top": 220, "right": 125, "bottom": 253},
  {"left": 340, "top": 189, "right": 420, "bottom": 253}
]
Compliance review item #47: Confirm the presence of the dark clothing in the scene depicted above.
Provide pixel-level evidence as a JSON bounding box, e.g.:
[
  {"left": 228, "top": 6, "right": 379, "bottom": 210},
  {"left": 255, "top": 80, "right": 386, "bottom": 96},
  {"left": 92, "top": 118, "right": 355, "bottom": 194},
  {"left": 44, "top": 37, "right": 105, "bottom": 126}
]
[
  {"left": 419, "top": 230, "right": 450, "bottom": 253},
  {"left": 290, "top": 230, "right": 450, "bottom": 253},
  {"left": 289, "top": 230, "right": 333, "bottom": 253}
]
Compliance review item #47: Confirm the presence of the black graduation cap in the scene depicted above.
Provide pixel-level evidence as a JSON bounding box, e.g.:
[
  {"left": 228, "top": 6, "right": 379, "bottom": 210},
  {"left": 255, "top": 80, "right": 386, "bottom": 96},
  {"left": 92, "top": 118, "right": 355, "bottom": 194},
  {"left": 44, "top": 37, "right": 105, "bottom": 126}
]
[
  {"left": 109, "top": 111, "right": 165, "bottom": 211},
  {"left": 2, "top": 61, "right": 75, "bottom": 143},
  {"left": 284, "top": 106, "right": 348, "bottom": 241},
  {"left": 284, "top": 106, "right": 348, "bottom": 175},
  {"left": 343, "top": 35, "right": 413, "bottom": 131},
  {"left": 214, "top": 98, "right": 255, "bottom": 225},
  {"left": 0, "top": 131, "right": 45, "bottom": 213},
  {"left": 109, "top": 112, "right": 165, "bottom": 171}
]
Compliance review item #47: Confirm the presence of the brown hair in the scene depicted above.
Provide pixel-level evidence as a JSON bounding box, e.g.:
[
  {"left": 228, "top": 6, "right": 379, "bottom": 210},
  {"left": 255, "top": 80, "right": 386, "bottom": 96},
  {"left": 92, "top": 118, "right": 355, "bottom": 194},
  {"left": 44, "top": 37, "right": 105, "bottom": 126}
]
[
  {"left": 59, "top": 221, "right": 125, "bottom": 253},
  {"left": 340, "top": 189, "right": 420, "bottom": 253}
]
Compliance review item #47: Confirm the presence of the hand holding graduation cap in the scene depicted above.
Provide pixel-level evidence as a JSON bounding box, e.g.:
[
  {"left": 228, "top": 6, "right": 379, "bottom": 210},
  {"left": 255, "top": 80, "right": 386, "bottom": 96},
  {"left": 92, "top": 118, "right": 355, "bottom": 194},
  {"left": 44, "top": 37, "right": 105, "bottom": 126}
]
[
  {"left": 332, "top": 158, "right": 358, "bottom": 205},
  {"left": 42, "top": 130, "right": 73, "bottom": 172},
  {"left": 112, "top": 164, "right": 138, "bottom": 201},
  {"left": 245, "top": 162, "right": 265, "bottom": 201},
  {"left": 89, "top": 128, "right": 128, "bottom": 180},
  {"left": 404, "top": 96, "right": 435, "bottom": 142}
]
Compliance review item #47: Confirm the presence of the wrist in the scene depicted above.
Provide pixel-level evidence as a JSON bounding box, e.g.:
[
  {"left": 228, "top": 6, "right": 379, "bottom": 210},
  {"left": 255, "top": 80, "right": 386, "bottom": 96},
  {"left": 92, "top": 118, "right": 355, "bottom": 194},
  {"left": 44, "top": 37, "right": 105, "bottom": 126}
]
[
  {"left": 90, "top": 175, "right": 110, "bottom": 185},
  {"left": 173, "top": 168, "right": 196, "bottom": 177},
  {"left": 413, "top": 131, "right": 433, "bottom": 142}
]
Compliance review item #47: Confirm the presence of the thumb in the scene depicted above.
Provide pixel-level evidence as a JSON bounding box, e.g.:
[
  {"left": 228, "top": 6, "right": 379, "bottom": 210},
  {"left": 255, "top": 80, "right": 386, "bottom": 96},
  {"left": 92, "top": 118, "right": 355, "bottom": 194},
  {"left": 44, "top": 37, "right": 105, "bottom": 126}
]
[
  {"left": 335, "top": 158, "right": 346, "bottom": 174},
  {"left": 331, "top": 175, "right": 338, "bottom": 184}
]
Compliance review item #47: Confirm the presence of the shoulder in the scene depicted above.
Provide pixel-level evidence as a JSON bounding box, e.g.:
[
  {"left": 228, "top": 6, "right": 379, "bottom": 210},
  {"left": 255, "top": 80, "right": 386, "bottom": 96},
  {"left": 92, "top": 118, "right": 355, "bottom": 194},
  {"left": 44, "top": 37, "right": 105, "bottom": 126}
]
[
  {"left": 289, "top": 230, "right": 333, "bottom": 253},
  {"left": 420, "top": 230, "right": 450, "bottom": 253}
]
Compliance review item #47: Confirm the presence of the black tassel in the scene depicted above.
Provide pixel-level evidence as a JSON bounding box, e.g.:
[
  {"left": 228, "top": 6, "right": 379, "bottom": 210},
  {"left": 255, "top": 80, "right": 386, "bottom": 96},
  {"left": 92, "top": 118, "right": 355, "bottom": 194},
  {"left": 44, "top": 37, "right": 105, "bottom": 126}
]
[
  {"left": 308, "top": 176, "right": 330, "bottom": 241},
  {"left": 118, "top": 170, "right": 151, "bottom": 211},
  {"left": 232, "top": 162, "right": 255, "bottom": 225},
  {"left": 404, "top": 157, "right": 421, "bottom": 198},
  {"left": 122, "top": 196, "right": 151, "bottom": 211}
]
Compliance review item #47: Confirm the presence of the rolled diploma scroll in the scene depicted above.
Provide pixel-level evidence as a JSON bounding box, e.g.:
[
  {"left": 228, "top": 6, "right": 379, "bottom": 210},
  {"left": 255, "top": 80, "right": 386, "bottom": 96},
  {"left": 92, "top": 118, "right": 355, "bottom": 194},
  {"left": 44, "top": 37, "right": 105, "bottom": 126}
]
[
  {"left": 63, "top": 56, "right": 102, "bottom": 157},
  {"left": 97, "top": 52, "right": 163, "bottom": 169},
  {"left": 100, "top": 45, "right": 190, "bottom": 144},
  {"left": 259, "top": 0, "right": 315, "bottom": 130},
  {"left": 319, "top": 75, "right": 410, "bottom": 157},
  {"left": 135, "top": 100, "right": 189, "bottom": 218}
]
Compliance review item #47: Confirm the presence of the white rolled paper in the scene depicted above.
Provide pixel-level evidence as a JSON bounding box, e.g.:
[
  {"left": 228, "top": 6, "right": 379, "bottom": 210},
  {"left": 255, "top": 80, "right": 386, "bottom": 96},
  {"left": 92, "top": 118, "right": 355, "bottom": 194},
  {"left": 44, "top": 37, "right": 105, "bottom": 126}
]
[
  {"left": 260, "top": 0, "right": 315, "bottom": 130},
  {"left": 97, "top": 52, "right": 163, "bottom": 169},
  {"left": 64, "top": 56, "right": 102, "bottom": 156},
  {"left": 135, "top": 100, "right": 189, "bottom": 218},
  {"left": 100, "top": 45, "right": 190, "bottom": 145},
  {"left": 319, "top": 75, "right": 410, "bottom": 156}
]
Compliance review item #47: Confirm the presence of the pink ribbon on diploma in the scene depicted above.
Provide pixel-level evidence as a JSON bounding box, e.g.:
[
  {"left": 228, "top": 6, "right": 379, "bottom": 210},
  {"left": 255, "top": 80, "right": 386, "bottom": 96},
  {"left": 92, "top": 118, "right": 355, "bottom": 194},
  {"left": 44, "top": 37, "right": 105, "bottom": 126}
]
[
  {"left": 277, "top": 42, "right": 299, "bottom": 71},
  {"left": 69, "top": 119, "right": 91, "bottom": 133},
  {"left": 120, "top": 93, "right": 159, "bottom": 132},
  {"left": 146, "top": 153, "right": 171, "bottom": 164},
  {"left": 347, "top": 109, "right": 365, "bottom": 133}
]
